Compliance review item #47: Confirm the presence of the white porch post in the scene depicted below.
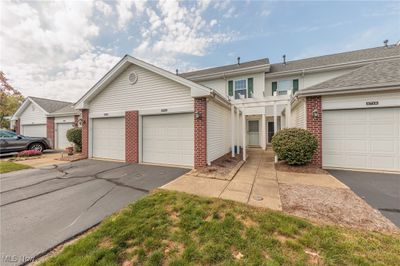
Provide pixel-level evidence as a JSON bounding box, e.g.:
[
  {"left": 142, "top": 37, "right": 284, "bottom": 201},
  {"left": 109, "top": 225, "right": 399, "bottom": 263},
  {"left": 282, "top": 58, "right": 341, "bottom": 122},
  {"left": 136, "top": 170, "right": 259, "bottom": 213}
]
[
  {"left": 231, "top": 105, "right": 235, "bottom": 157},
  {"left": 236, "top": 109, "right": 240, "bottom": 154},
  {"left": 273, "top": 101, "right": 278, "bottom": 162},
  {"left": 286, "top": 90, "right": 292, "bottom": 128},
  {"left": 261, "top": 114, "right": 266, "bottom": 150},
  {"left": 242, "top": 112, "right": 246, "bottom": 161}
]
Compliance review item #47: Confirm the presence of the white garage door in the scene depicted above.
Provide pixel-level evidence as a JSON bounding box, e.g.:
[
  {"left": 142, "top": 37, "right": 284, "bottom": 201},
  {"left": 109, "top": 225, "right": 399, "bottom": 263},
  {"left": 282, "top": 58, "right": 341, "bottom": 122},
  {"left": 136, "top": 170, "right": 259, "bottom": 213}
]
[
  {"left": 22, "top": 124, "right": 46, "bottom": 137},
  {"left": 143, "top": 113, "right": 194, "bottom": 166},
  {"left": 56, "top": 123, "right": 74, "bottom": 149},
  {"left": 323, "top": 108, "right": 400, "bottom": 171},
  {"left": 92, "top": 117, "right": 125, "bottom": 161}
]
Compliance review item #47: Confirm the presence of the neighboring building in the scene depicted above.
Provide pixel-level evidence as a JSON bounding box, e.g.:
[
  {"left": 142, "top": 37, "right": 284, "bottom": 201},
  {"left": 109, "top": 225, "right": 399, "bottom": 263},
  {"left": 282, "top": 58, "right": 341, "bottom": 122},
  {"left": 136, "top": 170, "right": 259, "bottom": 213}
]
[
  {"left": 11, "top": 96, "right": 80, "bottom": 150},
  {"left": 74, "top": 43, "right": 399, "bottom": 172}
]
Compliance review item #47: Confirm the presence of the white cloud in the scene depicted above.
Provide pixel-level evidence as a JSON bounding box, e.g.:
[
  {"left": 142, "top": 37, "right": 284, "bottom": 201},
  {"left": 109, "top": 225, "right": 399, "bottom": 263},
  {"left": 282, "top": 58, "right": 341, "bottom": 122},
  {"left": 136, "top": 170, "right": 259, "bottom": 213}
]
[
  {"left": 116, "top": 0, "right": 147, "bottom": 30},
  {"left": 260, "top": 9, "right": 271, "bottom": 17},
  {"left": 95, "top": 1, "right": 113, "bottom": 16},
  {"left": 210, "top": 19, "right": 218, "bottom": 26}
]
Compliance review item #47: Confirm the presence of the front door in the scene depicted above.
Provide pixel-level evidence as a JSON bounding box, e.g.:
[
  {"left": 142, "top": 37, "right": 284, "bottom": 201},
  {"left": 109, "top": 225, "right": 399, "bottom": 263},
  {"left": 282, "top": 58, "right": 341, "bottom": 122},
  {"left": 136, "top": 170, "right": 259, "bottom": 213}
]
[
  {"left": 248, "top": 120, "right": 259, "bottom": 146},
  {"left": 267, "top": 122, "right": 274, "bottom": 143}
]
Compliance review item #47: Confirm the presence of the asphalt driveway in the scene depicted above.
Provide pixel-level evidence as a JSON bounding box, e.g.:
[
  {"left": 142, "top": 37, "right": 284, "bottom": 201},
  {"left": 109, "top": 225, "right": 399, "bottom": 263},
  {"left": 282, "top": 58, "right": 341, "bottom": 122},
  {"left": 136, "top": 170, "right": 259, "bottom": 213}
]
[
  {"left": 0, "top": 160, "right": 189, "bottom": 265},
  {"left": 329, "top": 170, "right": 400, "bottom": 227}
]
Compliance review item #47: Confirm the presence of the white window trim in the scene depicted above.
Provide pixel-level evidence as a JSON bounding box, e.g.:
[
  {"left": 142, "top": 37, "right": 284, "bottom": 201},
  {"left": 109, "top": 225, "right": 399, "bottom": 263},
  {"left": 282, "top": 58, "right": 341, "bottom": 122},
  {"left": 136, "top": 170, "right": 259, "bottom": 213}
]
[{"left": 228, "top": 77, "right": 254, "bottom": 99}]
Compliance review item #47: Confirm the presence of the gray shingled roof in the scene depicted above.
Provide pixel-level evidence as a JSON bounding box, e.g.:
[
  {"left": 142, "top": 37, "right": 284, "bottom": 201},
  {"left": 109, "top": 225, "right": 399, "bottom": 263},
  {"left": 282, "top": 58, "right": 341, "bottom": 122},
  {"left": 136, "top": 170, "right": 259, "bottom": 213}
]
[
  {"left": 49, "top": 104, "right": 78, "bottom": 115},
  {"left": 180, "top": 58, "right": 269, "bottom": 78},
  {"left": 297, "top": 58, "right": 400, "bottom": 96},
  {"left": 270, "top": 45, "right": 400, "bottom": 73},
  {"left": 30, "top": 96, "right": 74, "bottom": 114}
]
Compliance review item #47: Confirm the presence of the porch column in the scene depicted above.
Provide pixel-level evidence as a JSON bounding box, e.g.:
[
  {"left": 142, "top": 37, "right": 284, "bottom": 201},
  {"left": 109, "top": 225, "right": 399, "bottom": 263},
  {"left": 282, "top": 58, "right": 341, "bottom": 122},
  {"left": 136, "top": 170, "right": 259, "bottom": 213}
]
[
  {"left": 231, "top": 105, "right": 235, "bottom": 157},
  {"left": 236, "top": 109, "right": 240, "bottom": 154},
  {"left": 261, "top": 114, "right": 266, "bottom": 150},
  {"left": 273, "top": 102, "right": 278, "bottom": 162},
  {"left": 287, "top": 90, "right": 292, "bottom": 128},
  {"left": 273, "top": 101, "right": 277, "bottom": 133},
  {"left": 242, "top": 112, "right": 246, "bottom": 161}
]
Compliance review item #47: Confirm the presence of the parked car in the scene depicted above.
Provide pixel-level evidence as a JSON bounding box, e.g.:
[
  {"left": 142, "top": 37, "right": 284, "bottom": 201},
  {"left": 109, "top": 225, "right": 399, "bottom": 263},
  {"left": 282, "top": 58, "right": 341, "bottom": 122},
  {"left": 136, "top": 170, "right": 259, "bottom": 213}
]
[{"left": 0, "top": 130, "right": 51, "bottom": 153}]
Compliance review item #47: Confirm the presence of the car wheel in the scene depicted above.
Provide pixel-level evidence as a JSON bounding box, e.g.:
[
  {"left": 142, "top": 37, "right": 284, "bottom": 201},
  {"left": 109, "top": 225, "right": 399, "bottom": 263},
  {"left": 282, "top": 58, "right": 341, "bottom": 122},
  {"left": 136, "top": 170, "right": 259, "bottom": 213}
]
[{"left": 28, "top": 143, "right": 44, "bottom": 152}]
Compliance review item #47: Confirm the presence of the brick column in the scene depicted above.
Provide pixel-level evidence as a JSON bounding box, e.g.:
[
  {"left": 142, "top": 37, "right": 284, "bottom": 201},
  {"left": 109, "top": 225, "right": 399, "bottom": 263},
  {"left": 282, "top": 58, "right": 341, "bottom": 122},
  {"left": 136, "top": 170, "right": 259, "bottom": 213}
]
[
  {"left": 81, "top": 109, "right": 89, "bottom": 158},
  {"left": 15, "top": 119, "right": 21, "bottom": 134},
  {"left": 306, "top": 96, "right": 322, "bottom": 167},
  {"left": 194, "top": 98, "right": 207, "bottom": 168},
  {"left": 47, "top": 117, "right": 55, "bottom": 149},
  {"left": 125, "top": 111, "right": 139, "bottom": 163}
]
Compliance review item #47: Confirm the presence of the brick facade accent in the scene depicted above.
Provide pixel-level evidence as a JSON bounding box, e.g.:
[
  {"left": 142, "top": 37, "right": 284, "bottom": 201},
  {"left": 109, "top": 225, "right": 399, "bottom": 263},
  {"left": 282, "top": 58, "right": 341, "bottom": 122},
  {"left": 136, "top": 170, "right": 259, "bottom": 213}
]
[
  {"left": 306, "top": 96, "right": 322, "bottom": 167},
  {"left": 15, "top": 119, "right": 21, "bottom": 134},
  {"left": 46, "top": 117, "right": 55, "bottom": 149},
  {"left": 81, "top": 109, "right": 89, "bottom": 158},
  {"left": 125, "top": 111, "right": 139, "bottom": 163},
  {"left": 194, "top": 98, "right": 207, "bottom": 168}
]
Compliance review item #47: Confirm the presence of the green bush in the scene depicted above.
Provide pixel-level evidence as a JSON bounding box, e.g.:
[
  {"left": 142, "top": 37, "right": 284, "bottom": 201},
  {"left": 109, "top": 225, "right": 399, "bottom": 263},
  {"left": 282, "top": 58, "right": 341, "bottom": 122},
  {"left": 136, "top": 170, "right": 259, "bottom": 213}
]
[
  {"left": 271, "top": 128, "right": 318, "bottom": 165},
  {"left": 66, "top": 127, "right": 82, "bottom": 152}
]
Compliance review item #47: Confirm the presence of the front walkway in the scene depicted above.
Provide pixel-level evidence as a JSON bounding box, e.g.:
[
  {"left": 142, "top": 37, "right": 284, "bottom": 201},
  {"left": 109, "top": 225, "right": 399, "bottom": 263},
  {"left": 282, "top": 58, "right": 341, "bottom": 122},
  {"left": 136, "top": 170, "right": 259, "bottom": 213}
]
[{"left": 163, "top": 149, "right": 282, "bottom": 210}]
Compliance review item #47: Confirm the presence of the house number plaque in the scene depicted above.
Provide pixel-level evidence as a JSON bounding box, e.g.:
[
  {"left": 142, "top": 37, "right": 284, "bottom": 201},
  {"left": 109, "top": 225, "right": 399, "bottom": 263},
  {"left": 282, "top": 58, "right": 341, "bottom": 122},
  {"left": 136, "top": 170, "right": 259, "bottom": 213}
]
[{"left": 366, "top": 101, "right": 379, "bottom": 106}]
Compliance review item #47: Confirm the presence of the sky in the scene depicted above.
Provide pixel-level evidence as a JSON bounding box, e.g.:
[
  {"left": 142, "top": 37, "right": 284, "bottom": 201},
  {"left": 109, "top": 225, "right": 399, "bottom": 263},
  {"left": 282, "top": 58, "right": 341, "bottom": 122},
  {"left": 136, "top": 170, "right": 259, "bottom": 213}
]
[{"left": 1, "top": 0, "right": 399, "bottom": 102}]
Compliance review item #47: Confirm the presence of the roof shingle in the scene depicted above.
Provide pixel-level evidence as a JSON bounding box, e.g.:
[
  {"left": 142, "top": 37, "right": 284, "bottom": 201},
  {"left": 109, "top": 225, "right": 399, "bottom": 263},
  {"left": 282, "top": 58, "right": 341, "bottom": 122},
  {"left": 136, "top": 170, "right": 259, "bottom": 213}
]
[
  {"left": 298, "top": 58, "right": 400, "bottom": 95},
  {"left": 30, "top": 96, "right": 74, "bottom": 114}
]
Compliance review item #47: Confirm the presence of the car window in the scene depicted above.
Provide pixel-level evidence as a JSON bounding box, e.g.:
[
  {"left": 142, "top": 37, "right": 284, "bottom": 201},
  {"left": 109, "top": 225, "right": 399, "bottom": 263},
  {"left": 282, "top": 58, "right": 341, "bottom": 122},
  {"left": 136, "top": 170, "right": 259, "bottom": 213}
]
[{"left": 0, "top": 131, "right": 17, "bottom": 138}]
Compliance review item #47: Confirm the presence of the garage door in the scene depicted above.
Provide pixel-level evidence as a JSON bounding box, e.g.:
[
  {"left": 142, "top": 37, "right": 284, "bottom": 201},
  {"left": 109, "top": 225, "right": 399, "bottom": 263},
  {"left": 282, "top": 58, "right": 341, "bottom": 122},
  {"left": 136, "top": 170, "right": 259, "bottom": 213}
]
[
  {"left": 56, "top": 123, "right": 74, "bottom": 149},
  {"left": 92, "top": 117, "right": 125, "bottom": 160},
  {"left": 22, "top": 124, "right": 46, "bottom": 137},
  {"left": 323, "top": 108, "right": 400, "bottom": 171},
  {"left": 143, "top": 113, "right": 194, "bottom": 166}
]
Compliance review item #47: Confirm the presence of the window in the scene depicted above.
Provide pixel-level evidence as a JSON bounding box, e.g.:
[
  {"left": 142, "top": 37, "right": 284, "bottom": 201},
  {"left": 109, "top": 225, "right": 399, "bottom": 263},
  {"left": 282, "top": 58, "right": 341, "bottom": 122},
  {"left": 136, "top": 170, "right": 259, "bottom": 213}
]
[
  {"left": 234, "top": 79, "right": 247, "bottom": 99},
  {"left": 0, "top": 130, "right": 16, "bottom": 138},
  {"left": 272, "top": 79, "right": 299, "bottom": 95}
]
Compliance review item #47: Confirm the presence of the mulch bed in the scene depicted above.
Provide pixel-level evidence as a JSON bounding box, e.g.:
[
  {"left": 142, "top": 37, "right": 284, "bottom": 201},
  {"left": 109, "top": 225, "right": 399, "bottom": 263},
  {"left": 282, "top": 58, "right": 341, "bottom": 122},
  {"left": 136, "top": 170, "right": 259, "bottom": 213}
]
[
  {"left": 275, "top": 161, "right": 328, "bottom": 174},
  {"left": 192, "top": 152, "right": 244, "bottom": 180},
  {"left": 279, "top": 183, "right": 399, "bottom": 233}
]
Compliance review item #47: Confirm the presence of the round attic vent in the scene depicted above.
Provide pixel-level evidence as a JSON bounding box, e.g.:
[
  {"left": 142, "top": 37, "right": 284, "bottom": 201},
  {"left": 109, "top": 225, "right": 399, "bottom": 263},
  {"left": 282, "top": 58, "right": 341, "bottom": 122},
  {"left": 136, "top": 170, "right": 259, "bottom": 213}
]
[{"left": 128, "top": 71, "right": 138, "bottom": 84}]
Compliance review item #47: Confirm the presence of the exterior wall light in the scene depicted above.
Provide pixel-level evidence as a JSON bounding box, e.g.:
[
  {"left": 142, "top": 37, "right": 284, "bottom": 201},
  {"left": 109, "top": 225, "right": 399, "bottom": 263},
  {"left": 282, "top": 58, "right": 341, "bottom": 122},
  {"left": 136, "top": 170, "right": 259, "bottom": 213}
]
[
  {"left": 312, "top": 109, "right": 319, "bottom": 120},
  {"left": 195, "top": 111, "right": 202, "bottom": 120}
]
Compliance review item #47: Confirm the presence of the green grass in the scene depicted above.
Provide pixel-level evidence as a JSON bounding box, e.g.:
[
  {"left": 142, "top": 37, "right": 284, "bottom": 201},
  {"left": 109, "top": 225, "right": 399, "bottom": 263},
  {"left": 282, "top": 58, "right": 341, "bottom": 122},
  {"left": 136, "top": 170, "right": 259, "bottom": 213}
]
[
  {"left": 0, "top": 161, "right": 31, "bottom": 173},
  {"left": 41, "top": 190, "right": 400, "bottom": 266}
]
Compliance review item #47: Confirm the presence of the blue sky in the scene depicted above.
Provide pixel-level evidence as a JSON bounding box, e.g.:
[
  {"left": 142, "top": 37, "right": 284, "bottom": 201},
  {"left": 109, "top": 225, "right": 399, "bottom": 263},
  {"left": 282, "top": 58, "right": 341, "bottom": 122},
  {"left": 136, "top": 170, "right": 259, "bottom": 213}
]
[{"left": 1, "top": 0, "right": 399, "bottom": 101}]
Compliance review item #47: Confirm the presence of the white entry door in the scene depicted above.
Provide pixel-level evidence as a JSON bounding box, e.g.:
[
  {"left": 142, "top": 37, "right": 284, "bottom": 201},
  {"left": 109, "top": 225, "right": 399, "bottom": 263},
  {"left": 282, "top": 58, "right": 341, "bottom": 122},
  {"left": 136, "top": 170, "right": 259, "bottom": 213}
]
[
  {"left": 142, "top": 113, "right": 194, "bottom": 166},
  {"left": 56, "top": 123, "right": 74, "bottom": 149},
  {"left": 22, "top": 124, "right": 46, "bottom": 137},
  {"left": 248, "top": 120, "right": 259, "bottom": 146},
  {"left": 323, "top": 108, "right": 400, "bottom": 171},
  {"left": 92, "top": 117, "right": 125, "bottom": 160}
]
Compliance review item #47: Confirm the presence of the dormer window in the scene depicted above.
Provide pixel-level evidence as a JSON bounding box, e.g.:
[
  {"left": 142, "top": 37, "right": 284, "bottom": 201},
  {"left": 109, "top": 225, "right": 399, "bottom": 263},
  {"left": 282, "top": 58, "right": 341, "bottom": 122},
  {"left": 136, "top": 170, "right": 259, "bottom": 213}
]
[
  {"left": 228, "top": 78, "right": 254, "bottom": 99},
  {"left": 272, "top": 79, "right": 299, "bottom": 95}
]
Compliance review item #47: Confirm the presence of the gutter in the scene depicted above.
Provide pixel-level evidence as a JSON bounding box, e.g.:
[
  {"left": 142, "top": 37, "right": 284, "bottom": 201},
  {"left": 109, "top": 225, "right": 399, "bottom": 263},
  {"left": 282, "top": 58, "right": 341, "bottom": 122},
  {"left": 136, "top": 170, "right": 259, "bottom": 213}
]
[
  {"left": 297, "top": 84, "right": 400, "bottom": 97},
  {"left": 184, "top": 64, "right": 270, "bottom": 81}
]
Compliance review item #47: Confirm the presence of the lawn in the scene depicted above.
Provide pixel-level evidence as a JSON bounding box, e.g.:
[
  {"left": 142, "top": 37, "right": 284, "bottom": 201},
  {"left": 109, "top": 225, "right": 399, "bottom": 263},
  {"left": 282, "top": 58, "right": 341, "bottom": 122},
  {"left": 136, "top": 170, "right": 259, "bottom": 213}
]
[
  {"left": 41, "top": 190, "right": 400, "bottom": 266},
  {"left": 0, "top": 161, "right": 31, "bottom": 173}
]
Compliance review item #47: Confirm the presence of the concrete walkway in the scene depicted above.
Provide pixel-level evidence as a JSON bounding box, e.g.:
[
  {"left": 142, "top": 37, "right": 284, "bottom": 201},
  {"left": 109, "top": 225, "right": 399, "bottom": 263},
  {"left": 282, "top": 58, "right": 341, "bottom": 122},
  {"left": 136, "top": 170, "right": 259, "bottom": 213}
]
[{"left": 163, "top": 149, "right": 282, "bottom": 211}]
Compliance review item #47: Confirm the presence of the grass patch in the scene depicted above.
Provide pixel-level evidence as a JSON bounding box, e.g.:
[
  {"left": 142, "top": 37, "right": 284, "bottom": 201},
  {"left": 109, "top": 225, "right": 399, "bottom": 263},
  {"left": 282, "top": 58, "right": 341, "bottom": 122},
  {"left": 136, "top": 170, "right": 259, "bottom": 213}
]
[
  {"left": 0, "top": 161, "right": 31, "bottom": 173},
  {"left": 41, "top": 190, "right": 400, "bottom": 266}
]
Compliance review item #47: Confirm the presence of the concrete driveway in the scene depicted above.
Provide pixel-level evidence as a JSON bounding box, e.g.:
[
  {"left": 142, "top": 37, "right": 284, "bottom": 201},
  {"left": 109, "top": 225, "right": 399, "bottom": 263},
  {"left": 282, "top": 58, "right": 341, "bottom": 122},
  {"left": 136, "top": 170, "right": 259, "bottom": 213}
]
[
  {"left": 0, "top": 160, "right": 189, "bottom": 265},
  {"left": 329, "top": 170, "right": 400, "bottom": 227}
]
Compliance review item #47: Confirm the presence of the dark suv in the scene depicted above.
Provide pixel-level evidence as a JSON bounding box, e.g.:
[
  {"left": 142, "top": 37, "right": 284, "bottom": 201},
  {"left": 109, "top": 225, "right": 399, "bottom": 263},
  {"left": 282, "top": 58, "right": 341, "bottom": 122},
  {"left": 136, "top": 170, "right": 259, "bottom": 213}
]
[{"left": 0, "top": 130, "right": 51, "bottom": 153}]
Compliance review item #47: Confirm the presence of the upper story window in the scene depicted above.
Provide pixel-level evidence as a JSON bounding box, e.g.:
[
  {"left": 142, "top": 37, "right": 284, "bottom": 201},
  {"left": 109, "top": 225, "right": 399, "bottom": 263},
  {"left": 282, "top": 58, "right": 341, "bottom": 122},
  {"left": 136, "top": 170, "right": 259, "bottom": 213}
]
[
  {"left": 272, "top": 79, "right": 299, "bottom": 95},
  {"left": 228, "top": 78, "right": 254, "bottom": 99}
]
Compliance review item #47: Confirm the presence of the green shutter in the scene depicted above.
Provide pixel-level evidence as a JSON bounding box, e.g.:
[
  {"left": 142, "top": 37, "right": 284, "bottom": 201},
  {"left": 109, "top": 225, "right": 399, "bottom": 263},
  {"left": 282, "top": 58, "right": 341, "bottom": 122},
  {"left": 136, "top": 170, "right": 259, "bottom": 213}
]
[
  {"left": 272, "top": 81, "right": 277, "bottom": 95},
  {"left": 293, "top": 79, "right": 299, "bottom": 94},
  {"left": 247, "top": 78, "right": 254, "bottom": 98},
  {"left": 228, "top": 80, "right": 233, "bottom": 97}
]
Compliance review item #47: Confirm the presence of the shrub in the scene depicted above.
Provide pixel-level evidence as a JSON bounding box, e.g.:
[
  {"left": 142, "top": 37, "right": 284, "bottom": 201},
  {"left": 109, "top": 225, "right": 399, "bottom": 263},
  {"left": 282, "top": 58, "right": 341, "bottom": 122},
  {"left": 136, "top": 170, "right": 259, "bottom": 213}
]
[
  {"left": 271, "top": 128, "right": 318, "bottom": 165},
  {"left": 18, "top": 150, "right": 42, "bottom": 157},
  {"left": 66, "top": 127, "right": 82, "bottom": 152}
]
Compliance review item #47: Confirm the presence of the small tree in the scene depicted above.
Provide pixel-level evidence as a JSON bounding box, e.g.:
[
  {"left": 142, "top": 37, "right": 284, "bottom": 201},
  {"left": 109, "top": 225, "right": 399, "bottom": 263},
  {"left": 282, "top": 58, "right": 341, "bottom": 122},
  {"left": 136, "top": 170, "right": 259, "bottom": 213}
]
[
  {"left": 0, "top": 71, "right": 24, "bottom": 129},
  {"left": 272, "top": 128, "right": 318, "bottom": 165},
  {"left": 66, "top": 127, "right": 82, "bottom": 152}
]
